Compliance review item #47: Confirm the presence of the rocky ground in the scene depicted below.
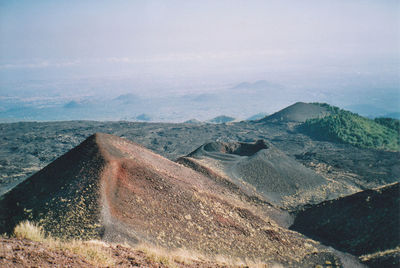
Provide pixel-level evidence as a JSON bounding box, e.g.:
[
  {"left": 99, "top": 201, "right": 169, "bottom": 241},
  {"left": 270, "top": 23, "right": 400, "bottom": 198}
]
[
  {"left": 0, "top": 117, "right": 398, "bottom": 267},
  {"left": 1, "top": 133, "right": 355, "bottom": 267},
  {"left": 0, "top": 120, "right": 398, "bottom": 196},
  {"left": 0, "top": 237, "right": 233, "bottom": 267},
  {"left": 290, "top": 182, "right": 400, "bottom": 267}
]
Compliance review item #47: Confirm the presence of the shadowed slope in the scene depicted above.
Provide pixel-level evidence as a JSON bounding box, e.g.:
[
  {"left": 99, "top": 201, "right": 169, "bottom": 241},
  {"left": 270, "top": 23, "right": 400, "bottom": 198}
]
[
  {"left": 0, "top": 134, "right": 105, "bottom": 239},
  {"left": 181, "top": 140, "right": 356, "bottom": 210},
  {"left": 0, "top": 133, "right": 349, "bottom": 266},
  {"left": 291, "top": 182, "right": 400, "bottom": 267}
]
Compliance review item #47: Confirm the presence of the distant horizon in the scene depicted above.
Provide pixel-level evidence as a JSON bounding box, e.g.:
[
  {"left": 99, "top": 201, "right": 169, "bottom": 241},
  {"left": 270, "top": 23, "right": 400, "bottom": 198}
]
[
  {"left": 1, "top": 1, "right": 399, "bottom": 122},
  {"left": 0, "top": 100, "right": 399, "bottom": 124}
]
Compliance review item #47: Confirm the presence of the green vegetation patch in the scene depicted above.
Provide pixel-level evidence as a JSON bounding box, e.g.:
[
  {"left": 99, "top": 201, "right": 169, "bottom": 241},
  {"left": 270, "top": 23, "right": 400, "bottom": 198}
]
[
  {"left": 300, "top": 104, "right": 400, "bottom": 151},
  {"left": 374, "top": 117, "right": 400, "bottom": 132}
]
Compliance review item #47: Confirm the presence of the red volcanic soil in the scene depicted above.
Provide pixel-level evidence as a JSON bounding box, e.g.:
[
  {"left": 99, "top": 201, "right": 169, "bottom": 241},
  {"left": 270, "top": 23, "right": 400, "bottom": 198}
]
[
  {"left": 0, "top": 237, "right": 227, "bottom": 267},
  {"left": 0, "top": 133, "right": 345, "bottom": 266}
]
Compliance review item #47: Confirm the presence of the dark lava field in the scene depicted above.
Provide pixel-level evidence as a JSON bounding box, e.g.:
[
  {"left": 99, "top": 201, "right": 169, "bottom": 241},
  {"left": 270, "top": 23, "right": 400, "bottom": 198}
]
[{"left": 1, "top": 119, "right": 398, "bottom": 197}]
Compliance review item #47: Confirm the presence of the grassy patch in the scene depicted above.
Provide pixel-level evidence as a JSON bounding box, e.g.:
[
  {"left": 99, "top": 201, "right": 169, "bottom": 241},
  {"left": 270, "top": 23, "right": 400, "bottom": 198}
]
[
  {"left": 14, "top": 221, "right": 45, "bottom": 242},
  {"left": 135, "top": 243, "right": 197, "bottom": 267},
  {"left": 13, "top": 221, "right": 273, "bottom": 267},
  {"left": 134, "top": 242, "right": 272, "bottom": 267},
  {"left": 360, "top": 246, "right": 400, "bottom": 262},
  {"left": 60, "top": 240, "right": 115, "bottom": 267},
  {"left": 13, "top": 221, "right": 115, "bottom": 267}
]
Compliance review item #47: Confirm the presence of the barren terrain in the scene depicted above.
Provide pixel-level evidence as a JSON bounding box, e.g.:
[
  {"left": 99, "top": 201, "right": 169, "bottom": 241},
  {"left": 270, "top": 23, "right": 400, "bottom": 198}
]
[{"left": 0, "top": 103, "right": 398, "bottom": 267}]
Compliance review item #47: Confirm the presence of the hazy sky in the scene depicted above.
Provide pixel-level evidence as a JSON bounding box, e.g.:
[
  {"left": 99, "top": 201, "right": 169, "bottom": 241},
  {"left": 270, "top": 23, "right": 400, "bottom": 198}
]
[
  {"left": 0, "top": 0, "right": 399, "bottom": 97},
  {"left": 1, "top": 1, "right": 398, "bottom": 60}
]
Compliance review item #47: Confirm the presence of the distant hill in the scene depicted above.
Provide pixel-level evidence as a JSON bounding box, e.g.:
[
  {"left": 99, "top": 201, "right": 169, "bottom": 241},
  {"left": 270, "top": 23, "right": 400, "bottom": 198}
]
[
  {"left": 135, "top": 113, "right": 151, "bottom": 121},
  {"left": 259, "top": 102, "right": 332, "bottom": 123},
  {"left": 291, "top": 182, "right": 400, "bottom": 268},
  {"left": 64, "top": 100, "right": 84, "bottom": 109},
  {"left": 384, "top": 112, "right": 400, "bottom": 120},
  {"left": 188, "top": 93, "right": 218, "bottom": 103},
  {"left": 299, "top": 105, "right": 400, "bottom": 151},
  {"left": 345, "top": 104, "right": 390, "bottom": 118},
  {"left": 208, "top": 115, "right": 235, "bottom": 124},
  {"left": 183, "top": 118, "right": 203, "bottom": 124},
  {"left": 247, "top": 112, "right": 269, "bottom": 121},
  {"left": 113, "top": 93, "right": 141, "bottom": 105}
]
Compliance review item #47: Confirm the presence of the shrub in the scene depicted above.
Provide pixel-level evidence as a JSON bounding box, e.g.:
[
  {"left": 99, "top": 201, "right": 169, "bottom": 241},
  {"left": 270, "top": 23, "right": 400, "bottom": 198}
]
[
  {"left": 13, "top": 221, "right": 45, "bottom": 242},
  {"left": 13, "top": 221, "right": 114, "bottom": 266},
  {"left": 61, "top": 240, "right": 115, "bottom": 267},
  {"left": 374, "top": 117, "right": 400, "bottom": 132}
]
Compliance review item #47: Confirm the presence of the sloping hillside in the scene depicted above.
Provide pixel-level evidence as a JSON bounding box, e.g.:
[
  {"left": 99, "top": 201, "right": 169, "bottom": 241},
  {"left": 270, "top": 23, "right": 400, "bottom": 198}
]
[
  {"left": 247, "top": 112, "right": 268, "bottom": 120},
  {"left": 374, "top": 117, "right": 400, "bottom": 132},
  {"left": 179, "top": 140, "right": 357, "bottom": 211},
  {"left": 291, "top": 182, "right": 400, "bottom": 267},
  {"left": 259, "top": 102, "right": 332, "bottom": 123},
  {"left": 299, "top": 107, "right": 400, "bottom": 151},
  {"left": 0, "top": 133, "right": 349, "bottom": 266}
]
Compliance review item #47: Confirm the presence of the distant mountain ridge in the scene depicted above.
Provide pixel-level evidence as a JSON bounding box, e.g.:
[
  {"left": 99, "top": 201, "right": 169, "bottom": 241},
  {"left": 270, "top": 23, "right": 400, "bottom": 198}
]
[
  {"left": 208, "top": 115, "right": 235, "bottom": 124},
  {"left": 183, "top": 118, "right": 203, "bottom": 124},
  {"left": 135, "top": 113, "right": 151, "bottom": 121},
  {"left": 247, "top": 112, "right": 269, "bottom": 121},
  {"left": 384, "top": 112, "right": 400, "bottom": 120},
  {"left": 233, "top": 80, "right": 281, "bottom": 90}
]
